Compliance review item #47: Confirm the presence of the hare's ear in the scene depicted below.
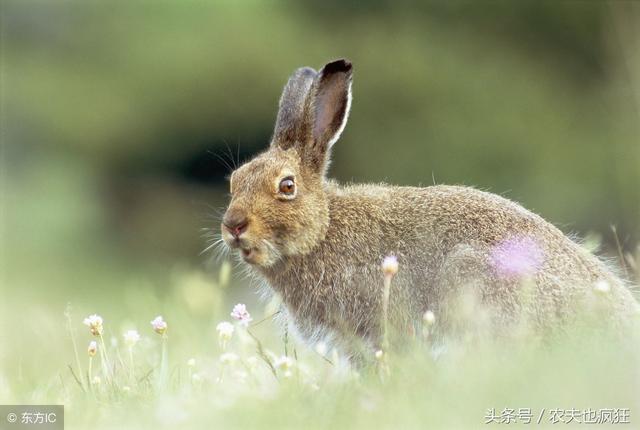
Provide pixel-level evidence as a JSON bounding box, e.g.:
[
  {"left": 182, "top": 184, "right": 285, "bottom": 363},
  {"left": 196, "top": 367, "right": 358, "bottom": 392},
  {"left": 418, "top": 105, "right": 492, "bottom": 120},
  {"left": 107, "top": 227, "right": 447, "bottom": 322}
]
[
  {"left": 303, "top": 59, "right": 353, "bottom": 174},
  {"left": 272, "top": 67, "right": 317, "bottom": 150}
]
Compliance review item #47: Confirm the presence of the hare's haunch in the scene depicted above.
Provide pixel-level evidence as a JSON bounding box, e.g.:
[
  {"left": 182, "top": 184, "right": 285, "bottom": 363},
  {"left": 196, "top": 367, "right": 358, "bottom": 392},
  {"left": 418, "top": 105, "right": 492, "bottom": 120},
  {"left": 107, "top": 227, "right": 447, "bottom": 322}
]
[{"left": 221, "top": 59, "right": 636, "bottom": 354}]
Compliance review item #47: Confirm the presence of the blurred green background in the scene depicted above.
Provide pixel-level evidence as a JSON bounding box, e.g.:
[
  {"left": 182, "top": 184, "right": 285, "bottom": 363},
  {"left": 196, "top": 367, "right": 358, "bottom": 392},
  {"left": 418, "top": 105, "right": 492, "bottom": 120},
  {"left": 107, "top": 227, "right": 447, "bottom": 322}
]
[{"left": 1, "top": 0, "right": 639, "bottom": 398}]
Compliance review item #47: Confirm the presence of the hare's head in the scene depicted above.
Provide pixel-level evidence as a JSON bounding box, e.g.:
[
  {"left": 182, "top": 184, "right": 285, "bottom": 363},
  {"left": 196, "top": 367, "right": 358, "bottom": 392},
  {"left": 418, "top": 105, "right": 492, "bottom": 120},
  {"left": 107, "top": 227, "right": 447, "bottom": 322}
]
[{"left": 221, "top": 59, "right": 353, "bottom": 267}]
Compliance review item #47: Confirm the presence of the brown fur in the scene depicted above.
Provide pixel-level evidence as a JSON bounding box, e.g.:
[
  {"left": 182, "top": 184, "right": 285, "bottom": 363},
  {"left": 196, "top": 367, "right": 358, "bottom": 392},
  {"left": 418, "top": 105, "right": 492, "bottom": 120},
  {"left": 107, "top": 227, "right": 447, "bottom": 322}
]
[{"left": 221, "top": 59, "right": 637, "bottom": 355}]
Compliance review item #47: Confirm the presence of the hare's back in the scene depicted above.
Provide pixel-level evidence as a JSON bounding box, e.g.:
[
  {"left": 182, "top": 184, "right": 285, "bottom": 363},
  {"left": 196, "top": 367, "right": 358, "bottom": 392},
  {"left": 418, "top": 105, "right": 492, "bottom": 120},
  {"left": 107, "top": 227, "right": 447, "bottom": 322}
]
[
  {"left": 413, "top": 185, "right": 558, "bottom": 242},
  {"left": 333, "top": 183, "right": 559, "bottom": 243},
  {"left": 332, "top": 183, "right": 610, "bottom": 283}
]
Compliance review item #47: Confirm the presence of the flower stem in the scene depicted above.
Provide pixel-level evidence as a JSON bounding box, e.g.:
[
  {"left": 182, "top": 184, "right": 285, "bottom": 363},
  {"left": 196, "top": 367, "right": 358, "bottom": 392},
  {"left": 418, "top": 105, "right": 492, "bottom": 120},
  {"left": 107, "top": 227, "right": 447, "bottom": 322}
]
[
  {"left": 379, "top": 274, "right": 394, "bottom": 379},
  {"left": 98, "top": 334, "right": 112, "bottom": 383},
  {"left": 128, "top": 347, "right": 134, "bottom": 384},
  {"left": 65, "top": 306, "right": 85, "bottom": 391},
  {"left": 382, "top": 274, "right": 392, "bottom": 351},
  {"left": 88, "top": 357, "right": 93, "bottom": 387},
  {"left": 158, "top": 336, "right": 168, "bottom": 392}
]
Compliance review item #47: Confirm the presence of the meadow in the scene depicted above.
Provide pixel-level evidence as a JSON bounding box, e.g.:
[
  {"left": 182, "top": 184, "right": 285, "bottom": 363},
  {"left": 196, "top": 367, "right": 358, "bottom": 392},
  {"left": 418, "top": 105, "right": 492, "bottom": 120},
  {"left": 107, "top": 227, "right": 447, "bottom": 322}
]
[{"left": 2, "top": 245, "right": 639, "bottom": 429}]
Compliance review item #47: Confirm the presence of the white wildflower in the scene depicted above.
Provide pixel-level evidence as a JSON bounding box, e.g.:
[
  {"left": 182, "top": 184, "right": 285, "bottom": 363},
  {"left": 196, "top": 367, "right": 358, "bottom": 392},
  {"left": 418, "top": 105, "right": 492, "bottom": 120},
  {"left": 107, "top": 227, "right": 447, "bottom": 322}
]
[
  {"left": 230, "top": 304, "right": 253, "bottom": 327},
  {"left": 150, "top": 315, "right": 168, "bottom": 335},
  {"left": 274, "top": 355, "right": 294, "bottom": 370},
  {"left": 219, "top": 352, "right": 239, "bottom": 365},
  {"left": 83, "top": 314, "right": 104, "bottom": 336},
  {"left": 123, "top": 330, "right": 141, "bottom": 348},
  {"left": 216, "top": 321, "right": 234, "bottom": 342},
  {"left": 423, "top": 310, "right": 436, "bottom": 326},
  {"left": 87, "top": 341, "right": 97, "bottom": 357},
  {"left": 594, "top": 280, "right": 611, "bottom": 295},
  {"left": 382, "top": 255, "right": 399, "bottom": 277},
  {"left": 315, "top": 342, "right": 328, "bottom": 356}
]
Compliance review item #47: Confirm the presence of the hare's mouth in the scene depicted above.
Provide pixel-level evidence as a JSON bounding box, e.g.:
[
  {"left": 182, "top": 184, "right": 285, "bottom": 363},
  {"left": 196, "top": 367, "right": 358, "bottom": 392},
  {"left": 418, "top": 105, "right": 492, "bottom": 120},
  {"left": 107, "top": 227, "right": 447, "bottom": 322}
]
[
  {"left": 223, "top": 234, "right": 271, "bottom": 266},
  {"left": 222, "top": 235, "right": 257, "bottom": 263},
  {"left": 239, "top": 246, "right": 258, "bottom": 263}
]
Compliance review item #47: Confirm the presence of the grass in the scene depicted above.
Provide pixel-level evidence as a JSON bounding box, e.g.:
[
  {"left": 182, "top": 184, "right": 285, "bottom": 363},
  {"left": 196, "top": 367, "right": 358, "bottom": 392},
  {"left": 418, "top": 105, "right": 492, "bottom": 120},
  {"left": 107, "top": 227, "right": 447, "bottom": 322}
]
[{"left": 2, "top": 248, "right": 639, "bottom": 430}]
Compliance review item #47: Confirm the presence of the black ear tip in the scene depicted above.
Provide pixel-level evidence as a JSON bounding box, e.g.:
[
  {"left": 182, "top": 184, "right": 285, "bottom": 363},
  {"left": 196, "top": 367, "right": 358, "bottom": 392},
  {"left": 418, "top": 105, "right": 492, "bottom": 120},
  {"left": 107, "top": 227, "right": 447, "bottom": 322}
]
[{"left": 322, "top": 59, "right": 353, "bottom": 75}]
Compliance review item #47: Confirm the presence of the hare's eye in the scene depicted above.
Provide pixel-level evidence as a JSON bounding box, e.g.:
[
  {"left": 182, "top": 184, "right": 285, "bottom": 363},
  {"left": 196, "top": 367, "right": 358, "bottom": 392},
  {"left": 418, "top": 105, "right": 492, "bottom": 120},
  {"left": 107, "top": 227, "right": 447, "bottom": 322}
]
[{"left": 279, "top": 177, "right": 295, "bottom": 196}]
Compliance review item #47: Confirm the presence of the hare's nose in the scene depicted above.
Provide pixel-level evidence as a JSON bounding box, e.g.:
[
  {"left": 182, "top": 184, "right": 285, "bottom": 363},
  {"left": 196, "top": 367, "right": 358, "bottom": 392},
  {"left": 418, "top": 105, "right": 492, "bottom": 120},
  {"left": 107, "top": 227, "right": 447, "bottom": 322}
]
[{"left": 223, "top": 211, "right": 248, "bottom": 238}]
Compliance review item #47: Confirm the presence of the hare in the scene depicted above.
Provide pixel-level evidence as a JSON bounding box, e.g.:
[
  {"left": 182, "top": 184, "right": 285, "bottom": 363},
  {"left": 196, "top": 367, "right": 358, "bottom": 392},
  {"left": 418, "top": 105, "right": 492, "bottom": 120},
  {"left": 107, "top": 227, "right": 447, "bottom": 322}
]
[{"left": 220, "top": 59, "right": 637, "bottom": 355}]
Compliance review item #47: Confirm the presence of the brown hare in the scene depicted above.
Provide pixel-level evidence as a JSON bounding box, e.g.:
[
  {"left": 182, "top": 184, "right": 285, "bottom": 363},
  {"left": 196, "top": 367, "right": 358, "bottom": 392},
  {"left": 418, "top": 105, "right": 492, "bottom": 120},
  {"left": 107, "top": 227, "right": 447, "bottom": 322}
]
[{"left": 220, "top": 59, "right": 637, "bottom": 355}]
